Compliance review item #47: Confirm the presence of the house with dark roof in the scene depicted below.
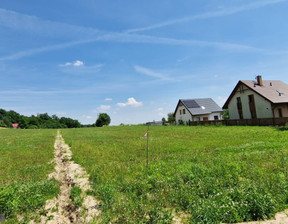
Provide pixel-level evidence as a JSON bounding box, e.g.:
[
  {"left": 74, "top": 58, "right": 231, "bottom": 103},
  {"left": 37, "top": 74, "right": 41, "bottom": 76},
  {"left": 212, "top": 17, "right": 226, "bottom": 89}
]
[
  {"left": 223, "top": 76, "right": 288, "bottom": 119},
  {"left": 174, "top": 98, "right": 223, "bottom": 125}
]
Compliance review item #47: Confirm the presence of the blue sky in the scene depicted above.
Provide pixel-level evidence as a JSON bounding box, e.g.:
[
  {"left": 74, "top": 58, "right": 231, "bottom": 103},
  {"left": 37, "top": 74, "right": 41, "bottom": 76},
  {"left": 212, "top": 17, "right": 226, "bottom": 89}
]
[{"left": 1, "top": 0, "right": 288, "bottom": 125}]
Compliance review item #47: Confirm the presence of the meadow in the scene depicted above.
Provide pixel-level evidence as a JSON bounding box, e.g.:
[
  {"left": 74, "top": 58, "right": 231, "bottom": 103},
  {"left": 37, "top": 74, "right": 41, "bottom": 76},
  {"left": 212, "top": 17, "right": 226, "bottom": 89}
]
[
  {"left": 1, "top": 125, "right": 288, "bottom": 223},
  {"left": 0, "top": 129, "right": 59, "bottom": 223},
  {"left": 61, "top": 125, "right": 288, "bottom": 223}
]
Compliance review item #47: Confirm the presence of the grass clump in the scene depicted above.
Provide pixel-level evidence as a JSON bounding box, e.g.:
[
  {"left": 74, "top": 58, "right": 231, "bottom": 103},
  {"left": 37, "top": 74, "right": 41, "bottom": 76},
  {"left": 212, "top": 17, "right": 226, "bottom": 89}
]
[{"left": 70, "top": 186, "right": 83, "bottom": 207}]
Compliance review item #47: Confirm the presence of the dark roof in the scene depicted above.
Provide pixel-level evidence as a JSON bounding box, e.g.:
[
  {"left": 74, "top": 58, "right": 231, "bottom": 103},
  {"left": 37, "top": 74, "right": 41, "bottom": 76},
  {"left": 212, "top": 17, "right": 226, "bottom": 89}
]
[
  {"left": 223, "top": 80, "right": 288, "bottom": 109},
  {"left": 175, "top": 98, "right": 223, "bottom": 116}
]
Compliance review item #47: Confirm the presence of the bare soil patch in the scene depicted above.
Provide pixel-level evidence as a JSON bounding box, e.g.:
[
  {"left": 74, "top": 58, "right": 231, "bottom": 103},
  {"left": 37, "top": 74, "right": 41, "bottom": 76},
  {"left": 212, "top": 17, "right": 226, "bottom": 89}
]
[
  {"left": 233, "top": 210, "right": 288, "bottom": 224},
  {"left": 30, "top": 131, "right": 101, "bottom": 224}
]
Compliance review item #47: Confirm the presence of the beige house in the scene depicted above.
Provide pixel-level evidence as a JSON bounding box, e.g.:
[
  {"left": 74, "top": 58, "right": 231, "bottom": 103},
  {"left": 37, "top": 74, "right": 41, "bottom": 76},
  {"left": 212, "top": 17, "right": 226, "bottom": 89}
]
[
  {"left": 223, "top": 76, "right": 288, "bottom": 119},
  {"left": 174, "top": 98, "right": 223, "bottom": 125}
]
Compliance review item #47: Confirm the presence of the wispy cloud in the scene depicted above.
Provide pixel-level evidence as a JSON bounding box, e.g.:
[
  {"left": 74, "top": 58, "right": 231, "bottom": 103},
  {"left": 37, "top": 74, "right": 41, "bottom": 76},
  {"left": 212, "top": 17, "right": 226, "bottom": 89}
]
[
  {"left": 105, "top": 98, "right": 113, "bottom": 101},
  {"left": 177, "top": 56, "right": 190, "bottom": 63},
  {"left": 117, "top": 97, "right": 143, "bottom": 107},
  {"left": 0, "top": 8, "right": 100, "bottom": 38},
  {"left": 125, "top": 0, "right": 287, "bottom": 33},
  {"left": 0, "top": 34, "right": 263, "bottom": 62},
  {"left": 0, "top": 2, "right": 284, "bottom": 62},
  {"left": 99, "top": 105, "right": 111, "bottom": 110},
  {"left": 0, "top": 39, "right": 96, "bottom": 61},
  {"left": 156, "top": 107, "right": 166, "bottom": 117},
  {"left": 56, "top": 112, "right": 67, "bottom": 116},
  {"left": 134, "top": 65, "right": 173, "bottom": 81}
]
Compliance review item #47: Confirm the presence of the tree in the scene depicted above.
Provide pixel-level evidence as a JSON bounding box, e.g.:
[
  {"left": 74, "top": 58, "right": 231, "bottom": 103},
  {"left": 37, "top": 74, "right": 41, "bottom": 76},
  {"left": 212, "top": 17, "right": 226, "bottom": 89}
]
[
  {"left": 222, "top": 110, "right": 229, "bottom": 120},
  {"left": 59, "top": 117, "right": 81, "bottom": 128},
  {"left": 167, "top": 113, "right": 176, "bottom": 125},
  {"left": 0, "top": 120, "right": 7, "bottom": 127},
  {"left": 95, "top": 113, "right": 111, "bottom": 127}
]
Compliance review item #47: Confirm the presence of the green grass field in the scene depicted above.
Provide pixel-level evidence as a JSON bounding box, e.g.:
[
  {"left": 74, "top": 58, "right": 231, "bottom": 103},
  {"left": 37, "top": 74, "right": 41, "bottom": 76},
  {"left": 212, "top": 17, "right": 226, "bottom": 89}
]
[
  {"left": 1, "top": 126, "right": 288, "bottom": 223},
  {"left": 60, "top": 125, "right": 288, "bottom": 223},
  {"left": 0, "top": 129, "right": 59, "bottom": 223}
]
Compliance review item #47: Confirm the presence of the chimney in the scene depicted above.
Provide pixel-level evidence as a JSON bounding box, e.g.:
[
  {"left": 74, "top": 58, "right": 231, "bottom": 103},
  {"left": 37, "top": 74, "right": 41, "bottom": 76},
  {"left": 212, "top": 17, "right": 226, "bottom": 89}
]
[{"left": 256, "top": 75, "right": 263, "bottom": 86}]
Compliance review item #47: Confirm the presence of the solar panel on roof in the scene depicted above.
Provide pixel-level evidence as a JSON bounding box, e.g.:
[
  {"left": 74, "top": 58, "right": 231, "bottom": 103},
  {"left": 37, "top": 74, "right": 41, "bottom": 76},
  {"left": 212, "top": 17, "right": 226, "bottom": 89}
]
[{"left": 183, "top": 100, "right": 200, "bottom": 108}]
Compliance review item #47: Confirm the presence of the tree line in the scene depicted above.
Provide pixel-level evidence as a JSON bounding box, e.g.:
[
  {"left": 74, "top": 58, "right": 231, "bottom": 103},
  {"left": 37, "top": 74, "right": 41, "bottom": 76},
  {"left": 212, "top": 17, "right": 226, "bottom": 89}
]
[{"left": 0, "top": 109, "right": 81, "bottom": 129}]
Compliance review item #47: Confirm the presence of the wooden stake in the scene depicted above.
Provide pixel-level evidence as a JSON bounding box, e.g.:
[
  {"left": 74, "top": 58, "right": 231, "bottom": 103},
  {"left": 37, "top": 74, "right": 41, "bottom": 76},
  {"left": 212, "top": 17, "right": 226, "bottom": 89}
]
[{"left": 146, "top": 125, "right": 149, "bottom": 169}]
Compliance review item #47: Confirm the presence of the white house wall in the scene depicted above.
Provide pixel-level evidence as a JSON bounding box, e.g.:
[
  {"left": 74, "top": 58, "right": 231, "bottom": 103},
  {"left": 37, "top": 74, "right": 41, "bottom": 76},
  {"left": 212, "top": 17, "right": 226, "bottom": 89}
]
[
  {"left": 209, "top": 112, "right": 222, "bottom": 120},
  {"left": 193, "top": 112, "right": 222, "bottom": 121},
  {"left": 175, "top": 104, "right": 192, "bottom": 124},
  {"left": 228, "top": 84, "right": 273, "bottom": 119}
]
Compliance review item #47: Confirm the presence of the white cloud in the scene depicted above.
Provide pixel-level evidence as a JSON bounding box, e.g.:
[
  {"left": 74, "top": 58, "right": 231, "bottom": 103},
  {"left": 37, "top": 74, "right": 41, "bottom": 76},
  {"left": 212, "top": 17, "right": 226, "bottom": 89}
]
[
  {"left": 105, "top": 98, "right": 112, "bottom": 101},
  {"left": 73, "top": 60, "right": 84, "bottom": 66},
  {"left": 60, "top": 60, "right": 84, "bottom": 67},
  {"left": 117, "top": 97, "right": 143, "bottom": 107},
  {"left": 59, "top": 62, "right": 103, "bottom": 75}
]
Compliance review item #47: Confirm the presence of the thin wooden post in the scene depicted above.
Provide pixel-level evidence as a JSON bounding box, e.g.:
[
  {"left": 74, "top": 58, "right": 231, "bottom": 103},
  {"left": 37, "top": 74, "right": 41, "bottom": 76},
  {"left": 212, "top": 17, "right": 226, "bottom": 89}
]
[{"left": 146, "top": 125, "right": 149, "bottom": 169}]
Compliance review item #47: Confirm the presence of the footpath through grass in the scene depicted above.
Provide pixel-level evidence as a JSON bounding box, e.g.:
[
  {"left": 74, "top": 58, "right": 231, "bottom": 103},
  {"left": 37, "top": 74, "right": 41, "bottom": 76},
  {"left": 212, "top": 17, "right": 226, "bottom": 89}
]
[
  {"left": 0, "top": 129, "right": 58, "bottom": 223},
  {"left": 62, "top": 125, "right": 288, "bottom": 223}
]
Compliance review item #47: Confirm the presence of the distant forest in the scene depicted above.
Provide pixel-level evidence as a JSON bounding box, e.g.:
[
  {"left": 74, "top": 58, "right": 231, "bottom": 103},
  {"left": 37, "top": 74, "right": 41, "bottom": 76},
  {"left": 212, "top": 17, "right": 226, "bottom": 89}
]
[{"left": 0, "top": 108, "right": 82, "bottom": 129}]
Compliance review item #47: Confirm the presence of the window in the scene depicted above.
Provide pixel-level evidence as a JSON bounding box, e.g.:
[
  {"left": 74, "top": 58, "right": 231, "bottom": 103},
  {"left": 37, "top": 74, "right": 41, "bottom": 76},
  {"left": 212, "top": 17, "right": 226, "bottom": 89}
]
[
  {"left": 180, "top": 109, "right": 182, "bottom": 115},
  {"left": 278, "top": 108, "right": 283, "bottom": 118},
  {"left": 248, "top": 94, "right": 254, "bottom": 103},
  {"left": 236, "top": 97, "right": 243, "bottom": 119},
  {"left": 248, "top": 94, "right": 257, "bottom": 119},
  {"left": 214, "top": 115, "right": 219, "bottom": 120},
  {"left": 183, "top": 109, "right": 186, "bottom": 114},
  {"left": 237, "top": 97, "right": 242, "bottom": 109}
]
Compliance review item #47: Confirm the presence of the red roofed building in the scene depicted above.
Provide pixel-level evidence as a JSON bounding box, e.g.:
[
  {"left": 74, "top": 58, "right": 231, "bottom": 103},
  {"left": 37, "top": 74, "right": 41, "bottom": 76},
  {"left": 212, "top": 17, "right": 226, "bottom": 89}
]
[{"left": 12, "top": 123, "right": 20, "bottom": 129}]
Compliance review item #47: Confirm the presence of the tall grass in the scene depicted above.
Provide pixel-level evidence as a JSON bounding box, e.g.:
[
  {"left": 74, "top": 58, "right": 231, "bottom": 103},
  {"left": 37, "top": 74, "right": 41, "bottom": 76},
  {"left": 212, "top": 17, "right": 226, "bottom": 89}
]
[
  {"left": 0, "top": 129, "right": 59, "bottom": 223},
  {"left": 62, "top": 125, "right": 288, "bottom": 223}
]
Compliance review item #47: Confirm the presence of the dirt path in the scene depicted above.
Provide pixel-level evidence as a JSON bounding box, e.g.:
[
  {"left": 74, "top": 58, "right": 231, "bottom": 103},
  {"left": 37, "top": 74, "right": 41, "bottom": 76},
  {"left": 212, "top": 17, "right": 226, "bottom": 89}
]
[
  {"left": 30, "top": 131, "right": 101, "bottom": 224},
  {"left": 233, "top": 210, "right": 288, "bottom": 224}
]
